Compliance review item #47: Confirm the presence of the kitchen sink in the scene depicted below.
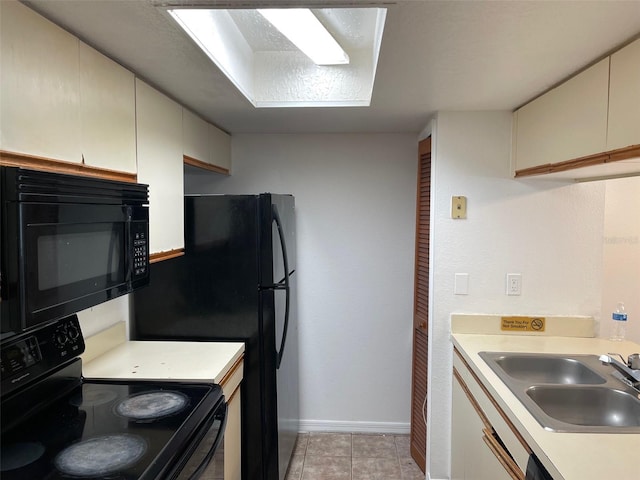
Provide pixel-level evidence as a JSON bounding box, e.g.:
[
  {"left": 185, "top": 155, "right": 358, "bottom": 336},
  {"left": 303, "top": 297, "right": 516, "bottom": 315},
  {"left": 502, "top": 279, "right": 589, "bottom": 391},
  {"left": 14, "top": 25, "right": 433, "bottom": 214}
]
[
  {"left": 491, "top": 354, "right": 606, "bottom": 385},
  {"left": 479, "top": 352, "right": 640, "bottom": 433},
  {"left": 526, "top": 386, "right": 640, "bottom": 428}
]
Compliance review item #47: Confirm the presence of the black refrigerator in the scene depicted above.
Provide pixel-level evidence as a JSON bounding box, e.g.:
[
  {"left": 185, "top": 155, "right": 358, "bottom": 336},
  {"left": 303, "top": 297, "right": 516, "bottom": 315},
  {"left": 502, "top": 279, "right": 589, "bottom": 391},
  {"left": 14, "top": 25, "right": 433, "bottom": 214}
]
[{"left": 131, "top": 194, "right": 299, "bottom": 480}]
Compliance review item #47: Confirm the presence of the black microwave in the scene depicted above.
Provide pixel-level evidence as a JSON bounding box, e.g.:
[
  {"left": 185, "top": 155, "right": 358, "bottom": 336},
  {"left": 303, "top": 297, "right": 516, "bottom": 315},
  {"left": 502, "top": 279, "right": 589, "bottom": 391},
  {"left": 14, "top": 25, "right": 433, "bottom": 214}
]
[{"left": 1, "top": 167, "right": 150, "bottom": 339}]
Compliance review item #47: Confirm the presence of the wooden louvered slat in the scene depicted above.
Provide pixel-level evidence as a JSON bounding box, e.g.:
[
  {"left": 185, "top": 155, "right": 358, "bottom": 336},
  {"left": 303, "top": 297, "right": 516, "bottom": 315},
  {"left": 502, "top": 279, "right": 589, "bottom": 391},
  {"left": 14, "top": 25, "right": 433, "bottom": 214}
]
[
  {"left": 410, "top": 137, "right": 431, "bottom": 473},
  {"left": 411, "top": 327, "right": 428, "bottom": 470}
]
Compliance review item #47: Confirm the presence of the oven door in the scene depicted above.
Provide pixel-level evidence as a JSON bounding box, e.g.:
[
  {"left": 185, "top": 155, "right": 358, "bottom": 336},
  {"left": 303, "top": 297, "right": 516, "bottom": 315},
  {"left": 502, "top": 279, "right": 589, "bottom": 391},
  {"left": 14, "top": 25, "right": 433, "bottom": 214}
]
[
  {"left": 173, "top": 399, "right": 227, "bottom": 479},
  {"left": 20, "top": 203, "right": 137, "bottom": 329}
]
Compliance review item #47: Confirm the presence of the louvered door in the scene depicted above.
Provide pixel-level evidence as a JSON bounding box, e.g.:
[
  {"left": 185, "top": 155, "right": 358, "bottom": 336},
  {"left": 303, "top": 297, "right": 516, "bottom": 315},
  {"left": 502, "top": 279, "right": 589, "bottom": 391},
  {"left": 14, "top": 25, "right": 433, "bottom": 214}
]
[{"left": 410, "top": 137, "right": 431, "bottom": 472}]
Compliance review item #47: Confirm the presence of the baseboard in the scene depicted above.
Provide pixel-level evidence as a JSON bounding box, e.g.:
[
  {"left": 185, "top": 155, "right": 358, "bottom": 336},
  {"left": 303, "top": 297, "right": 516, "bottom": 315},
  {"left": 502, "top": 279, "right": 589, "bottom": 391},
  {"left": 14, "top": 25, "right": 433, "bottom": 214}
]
[{"left": 298, "top": 420, "right": 410, "bottom": 435}]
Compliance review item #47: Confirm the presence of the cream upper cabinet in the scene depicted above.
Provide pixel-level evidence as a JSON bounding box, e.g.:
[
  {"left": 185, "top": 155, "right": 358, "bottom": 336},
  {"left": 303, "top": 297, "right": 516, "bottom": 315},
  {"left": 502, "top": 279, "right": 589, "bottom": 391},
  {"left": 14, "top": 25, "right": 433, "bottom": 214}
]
[
  {"left": 135, "top": 79, "right": 184, "bottom": 255},
  {"left": 183, "top": 108, "right": 211, "bottom": 163},
  {"left": 607, "top": 38, "right": 640, "bottom": 151},
  {"left": 210, "top": 123, "right": 232, "bottom": 173},
  {"left": 0, "top": 1, "right": 81, "bottom": 162},
  {"left": 514, "top": 58, "right": 610, "bottom": 171},
  {"left": 79, "top": 43, "right": 136, "bottom": 173},
  {"left": 183, "top": 107, "right": 232, "bottom": 174}
]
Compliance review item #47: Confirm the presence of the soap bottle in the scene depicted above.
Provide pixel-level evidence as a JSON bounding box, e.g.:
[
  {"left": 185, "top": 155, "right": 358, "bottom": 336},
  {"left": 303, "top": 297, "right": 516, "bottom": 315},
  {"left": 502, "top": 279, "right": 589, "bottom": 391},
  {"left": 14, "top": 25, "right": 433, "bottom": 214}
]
[{"left": 610, "top": 302, "right": 627, "bottom": 341}]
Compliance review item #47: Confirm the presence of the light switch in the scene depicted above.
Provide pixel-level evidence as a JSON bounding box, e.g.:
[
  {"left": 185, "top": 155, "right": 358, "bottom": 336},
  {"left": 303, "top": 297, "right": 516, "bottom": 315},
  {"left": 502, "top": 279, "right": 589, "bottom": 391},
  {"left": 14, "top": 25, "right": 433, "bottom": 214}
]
[
  {"left": 506, "top": 273, "right": 522, "bottom": 296},
  {"left": 451, "top": 196, "right": 467, "bottom": 219},
  {"left": 454, "top": 273, "right": 469, "bottom": 295}
]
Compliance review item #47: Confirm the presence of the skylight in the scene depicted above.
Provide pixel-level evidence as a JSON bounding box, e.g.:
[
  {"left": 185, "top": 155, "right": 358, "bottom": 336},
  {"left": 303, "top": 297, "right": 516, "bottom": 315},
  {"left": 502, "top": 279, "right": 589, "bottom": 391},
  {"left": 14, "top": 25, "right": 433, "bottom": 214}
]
[
  {"left": 257, "top": 9, "right": 349, "bottom": 66},
  {"left": 167, "top": 7, "right": 387, "bottom": 108}
]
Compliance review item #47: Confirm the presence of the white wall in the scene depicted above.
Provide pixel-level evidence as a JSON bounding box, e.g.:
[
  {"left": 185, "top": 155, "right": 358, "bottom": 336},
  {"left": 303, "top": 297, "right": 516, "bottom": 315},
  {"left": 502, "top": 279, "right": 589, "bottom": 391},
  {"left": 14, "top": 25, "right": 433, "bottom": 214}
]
[
  {"left": 76, "top": 295, "right": 129, "bottom": 338},
  {"left": 601, "top": 176, "right": 640, "bottom": 343},
  {"left": 428, "top": 111, "right": 606, "bottom": 479},
  {"left": 186, "top": 133, "right": 418, "bottom": 431}
]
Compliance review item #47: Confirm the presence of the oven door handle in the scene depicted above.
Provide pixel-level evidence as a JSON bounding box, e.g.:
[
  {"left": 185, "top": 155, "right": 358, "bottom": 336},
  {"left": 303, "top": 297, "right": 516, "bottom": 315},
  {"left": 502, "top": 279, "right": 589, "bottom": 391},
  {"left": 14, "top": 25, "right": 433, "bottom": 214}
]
[{"left": 188, "top": 401, "right": 228, "bottom": 480}]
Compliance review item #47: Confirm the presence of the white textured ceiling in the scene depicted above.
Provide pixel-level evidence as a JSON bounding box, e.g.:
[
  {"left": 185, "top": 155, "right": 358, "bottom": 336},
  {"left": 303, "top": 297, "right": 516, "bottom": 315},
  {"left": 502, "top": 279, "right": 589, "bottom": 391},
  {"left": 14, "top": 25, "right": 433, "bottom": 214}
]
[{"left": 23, "top": 0, "right": 640, "bottom": 134}]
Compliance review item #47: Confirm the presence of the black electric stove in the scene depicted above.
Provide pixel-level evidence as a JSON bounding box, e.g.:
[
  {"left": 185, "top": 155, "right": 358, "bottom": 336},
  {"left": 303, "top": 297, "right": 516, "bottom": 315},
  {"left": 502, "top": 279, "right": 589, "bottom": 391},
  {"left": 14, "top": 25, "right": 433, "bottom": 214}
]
[{"left": 0, "top": 315, "right": 226, "bottom": 480}]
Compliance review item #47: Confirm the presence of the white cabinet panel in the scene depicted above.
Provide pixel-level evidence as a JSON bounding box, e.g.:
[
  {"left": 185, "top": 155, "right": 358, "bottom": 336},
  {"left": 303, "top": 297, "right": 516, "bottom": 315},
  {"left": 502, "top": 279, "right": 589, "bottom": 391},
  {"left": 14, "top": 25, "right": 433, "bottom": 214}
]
[
  {"left": 183, "top": 108, "right": 210, "bottom": 163},
  {"left": 0, "top": 1, "right": 81, "bottom": 162},
  {"left": 220, "top": 360, "right": 243, "bottom": 480},
  {"left": 607, "top": 38, "right": 640, "bottom": 151},
  {"left": 135, "top": 79, "right": 184, "bottom": 254},
  {"left": 79, "top": 43, "right": 136, "bottom": 173},
  {"left": 514, "top": 58, "right": 610, "bottom": 170},
  {"left": 210, "top": 123, "right": 231, "bottom": 173},
  {"left": 183, "top": 107, "right": 231, "bottom": 173},
  {"left": 452, "top": 374, "right": 517, "bottom": 480}
]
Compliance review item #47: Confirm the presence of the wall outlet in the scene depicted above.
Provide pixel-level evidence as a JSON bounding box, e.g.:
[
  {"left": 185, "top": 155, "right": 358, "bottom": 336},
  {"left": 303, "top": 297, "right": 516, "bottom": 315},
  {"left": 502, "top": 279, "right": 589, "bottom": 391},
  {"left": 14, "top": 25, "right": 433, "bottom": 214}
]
[{"left": 506, "top": 273, "right": 522, "bottom": 296}]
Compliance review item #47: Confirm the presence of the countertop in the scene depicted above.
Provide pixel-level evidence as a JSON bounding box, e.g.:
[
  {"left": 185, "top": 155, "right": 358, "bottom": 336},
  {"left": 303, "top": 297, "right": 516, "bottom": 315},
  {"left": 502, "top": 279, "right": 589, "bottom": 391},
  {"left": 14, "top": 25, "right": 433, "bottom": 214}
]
[
  {"left": 452, "top": 332, "right": 640, "bottom": 480},
  {"left": 83, "top": 340, "right": 245, "bottom": 385}
]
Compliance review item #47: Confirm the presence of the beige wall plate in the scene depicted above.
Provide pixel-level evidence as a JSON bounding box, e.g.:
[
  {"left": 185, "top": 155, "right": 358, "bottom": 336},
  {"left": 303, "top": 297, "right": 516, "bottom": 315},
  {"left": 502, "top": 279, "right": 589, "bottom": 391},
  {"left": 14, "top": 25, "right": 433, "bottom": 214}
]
[{"left": 452, "top": 196, "right": 467, "bottom": 219}]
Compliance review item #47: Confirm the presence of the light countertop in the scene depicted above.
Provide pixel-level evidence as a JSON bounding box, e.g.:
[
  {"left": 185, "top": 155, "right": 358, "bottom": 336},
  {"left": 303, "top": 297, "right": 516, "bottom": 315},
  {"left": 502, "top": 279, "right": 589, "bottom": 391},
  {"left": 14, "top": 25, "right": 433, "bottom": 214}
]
[
  {"left": 452, "top": 332, "right": 640, "bottom": 480},
  {"left": 83, "top": 340, "right": 245, "bottom": 385}
]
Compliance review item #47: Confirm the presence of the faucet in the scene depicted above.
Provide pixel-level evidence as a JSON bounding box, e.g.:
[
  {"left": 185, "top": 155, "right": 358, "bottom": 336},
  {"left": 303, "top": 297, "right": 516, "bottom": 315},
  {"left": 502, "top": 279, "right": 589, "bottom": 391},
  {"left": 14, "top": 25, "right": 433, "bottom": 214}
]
[{"left": 599, "top": 353, "right": 640, "bottom": 390}]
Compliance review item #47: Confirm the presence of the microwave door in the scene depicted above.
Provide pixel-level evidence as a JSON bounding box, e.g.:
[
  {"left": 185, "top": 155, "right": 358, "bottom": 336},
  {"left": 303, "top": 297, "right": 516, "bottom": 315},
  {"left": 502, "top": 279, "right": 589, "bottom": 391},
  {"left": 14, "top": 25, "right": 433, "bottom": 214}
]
[{"left": 21, "top": 204, "right": 131, "bottom": 328}]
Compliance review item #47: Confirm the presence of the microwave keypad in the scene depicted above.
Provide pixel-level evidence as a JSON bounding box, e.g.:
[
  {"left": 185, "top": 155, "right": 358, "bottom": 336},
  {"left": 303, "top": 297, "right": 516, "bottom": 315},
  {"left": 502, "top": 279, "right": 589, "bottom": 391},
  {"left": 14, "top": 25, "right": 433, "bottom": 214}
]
[{"left": 133, "top": 231, "right": 147, "bottom": 276}]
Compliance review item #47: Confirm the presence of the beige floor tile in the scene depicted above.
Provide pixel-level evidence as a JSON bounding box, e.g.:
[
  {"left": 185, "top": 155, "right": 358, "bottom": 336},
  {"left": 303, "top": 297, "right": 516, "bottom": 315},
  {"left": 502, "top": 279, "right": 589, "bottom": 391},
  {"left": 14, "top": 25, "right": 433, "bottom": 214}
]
[
  {"left": 306, "top": 433, "right": 352, "bottom": 457},
  {"left": 285, "top": 454, "right": 304, "bottom": 480},
  {"left": 294, "top": 433, "right": 309, "bottom": 456},
  {"left": 352, "top": 434, "right": 397, "bottom": 458},
  {"left": 290, "top": 432, "right": 422, "bottom": 480},
  {"left": 352, "top": 457, "right": 402, "bottom": 480},
  {"left": 399, "top": 457, "right": 425, "bottom": 480},
  {"left": 394, "top": 435, "right": 412, "bottom": 458},
  {"left": 302, "top": 455, "right": 351, "bottom": 480}
]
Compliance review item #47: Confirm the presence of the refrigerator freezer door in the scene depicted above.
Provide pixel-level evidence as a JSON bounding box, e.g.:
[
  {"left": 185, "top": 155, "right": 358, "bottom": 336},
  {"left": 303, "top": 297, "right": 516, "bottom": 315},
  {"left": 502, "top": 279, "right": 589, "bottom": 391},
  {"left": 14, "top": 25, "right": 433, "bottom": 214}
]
[{"left": 270, "top": 195, "right": 296, "bottom": 277}]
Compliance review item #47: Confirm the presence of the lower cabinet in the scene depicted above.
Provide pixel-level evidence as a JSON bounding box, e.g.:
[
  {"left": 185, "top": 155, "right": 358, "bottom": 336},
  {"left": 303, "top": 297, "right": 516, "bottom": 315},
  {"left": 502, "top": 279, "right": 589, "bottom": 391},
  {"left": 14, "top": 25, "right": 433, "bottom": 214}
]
[
  {"left": 220, "top": 358, "right": 244, "bottom": 480},
  {"left": 452, "top": 349, "right": 530, "bottom": 480}
]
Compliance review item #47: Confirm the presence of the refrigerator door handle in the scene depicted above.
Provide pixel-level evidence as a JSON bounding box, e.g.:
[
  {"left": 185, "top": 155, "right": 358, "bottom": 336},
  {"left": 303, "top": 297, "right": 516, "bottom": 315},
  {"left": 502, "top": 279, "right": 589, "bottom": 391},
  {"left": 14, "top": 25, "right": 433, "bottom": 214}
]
[{"left": 272, "top": 204, "right": 290, "bottom": 369}]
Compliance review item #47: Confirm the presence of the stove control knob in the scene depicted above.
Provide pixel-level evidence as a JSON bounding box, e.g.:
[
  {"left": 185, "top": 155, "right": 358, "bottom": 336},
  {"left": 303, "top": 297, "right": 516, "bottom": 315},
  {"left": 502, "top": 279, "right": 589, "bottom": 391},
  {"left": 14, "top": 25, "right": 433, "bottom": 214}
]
[
  {"left": 67, "top": 325, "right": 80, "bottom": 340},
  {"left": 54, "top": 328, "right": 68, "bottom": 347}
]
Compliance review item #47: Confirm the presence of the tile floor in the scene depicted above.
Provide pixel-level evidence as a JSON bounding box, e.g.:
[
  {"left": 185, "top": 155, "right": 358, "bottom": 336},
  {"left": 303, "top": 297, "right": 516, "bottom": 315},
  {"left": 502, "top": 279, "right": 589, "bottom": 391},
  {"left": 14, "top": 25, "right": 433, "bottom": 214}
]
[{"left": 285, "top": 433, "right": 424, "bottom": 480}]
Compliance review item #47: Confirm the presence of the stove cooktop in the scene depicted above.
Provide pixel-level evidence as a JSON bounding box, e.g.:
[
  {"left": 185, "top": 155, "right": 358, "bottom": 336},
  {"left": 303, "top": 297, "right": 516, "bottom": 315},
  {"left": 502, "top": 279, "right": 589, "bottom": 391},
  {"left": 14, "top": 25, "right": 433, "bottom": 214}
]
[{"left": 1, "top": 371, "right": 222, "bottom": 479}]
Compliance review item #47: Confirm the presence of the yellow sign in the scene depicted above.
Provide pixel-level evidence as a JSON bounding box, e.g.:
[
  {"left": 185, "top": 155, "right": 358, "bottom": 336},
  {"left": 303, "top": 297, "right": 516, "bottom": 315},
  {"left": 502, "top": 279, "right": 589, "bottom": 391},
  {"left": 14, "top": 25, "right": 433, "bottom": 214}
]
[{"left": 501, "top": 316, "right": 546, "bottom": 332}]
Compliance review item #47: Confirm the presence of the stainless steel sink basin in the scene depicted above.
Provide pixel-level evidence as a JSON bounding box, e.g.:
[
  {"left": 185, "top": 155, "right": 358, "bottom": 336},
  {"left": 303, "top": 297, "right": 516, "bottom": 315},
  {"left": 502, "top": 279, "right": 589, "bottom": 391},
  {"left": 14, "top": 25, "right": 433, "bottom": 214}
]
[
  {"left": 526, "top": 386, "right": 640, "bottom": 428},
  {"left": 479, "top": 352, "right": 640, "bottom": 433},
  {"left": 492, "top": 354, "right": 606, "bottom": 384}
]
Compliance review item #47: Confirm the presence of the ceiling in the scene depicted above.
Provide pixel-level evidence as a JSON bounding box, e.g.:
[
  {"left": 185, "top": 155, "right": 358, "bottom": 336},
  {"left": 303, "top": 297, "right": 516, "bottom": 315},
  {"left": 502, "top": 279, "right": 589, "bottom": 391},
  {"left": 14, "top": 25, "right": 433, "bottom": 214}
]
[{"left": 23, "top": 0, "right": 640, "bottom": 135}]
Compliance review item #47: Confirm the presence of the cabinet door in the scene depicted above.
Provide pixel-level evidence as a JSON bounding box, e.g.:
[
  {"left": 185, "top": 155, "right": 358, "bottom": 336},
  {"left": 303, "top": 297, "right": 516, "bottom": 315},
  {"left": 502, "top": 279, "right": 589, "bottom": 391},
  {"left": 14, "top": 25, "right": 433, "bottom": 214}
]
[
  {"left": 452, "top": 373, "right": 518, "bottom": 480},
  {"left": 183, "top": 108, "right": 211, "bottom": 163},
  {"left": 221, "top": 359, "right": 243, "bottom": 480},
  {"left": 607, "top": 38, "right": 640, "bottom": 151},
  {"left": 79, "top": 42, "right": 136, "bottom": 173},
  {"left": 183, "top": 108, "right": 231, "bottom": 174},
  {"left": 225, "top": 385, "right": 242, "bottom": 480},
  {"left": 0, "top": 1, "right": 81, "bottom": 162},
  {"left": 210, "top": 123, "right": 231, "bottom": 173},
  {"left": 514, "top": 58, "right": 609, "bottom": 170},
  {"left": 135, "top": 79, "right": 184, "bottom": 254},
  {"left": 451, "top": 377, "right": 471, "bottom": 480}
]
